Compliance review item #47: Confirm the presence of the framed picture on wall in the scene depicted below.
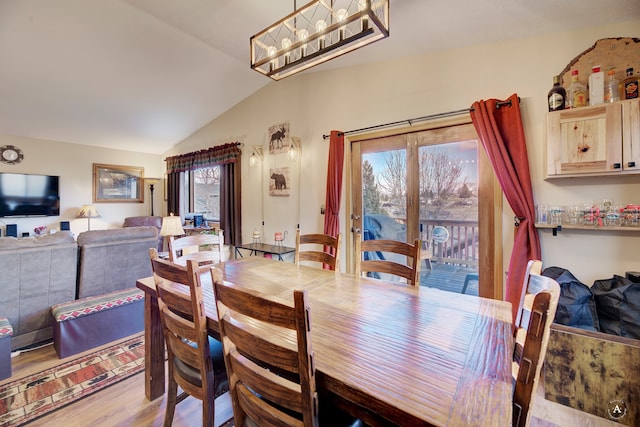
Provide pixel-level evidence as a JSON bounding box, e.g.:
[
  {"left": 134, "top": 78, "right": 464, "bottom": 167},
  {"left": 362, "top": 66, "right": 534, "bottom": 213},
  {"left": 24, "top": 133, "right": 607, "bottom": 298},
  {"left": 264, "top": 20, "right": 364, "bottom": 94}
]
[
  {"left": 93, "top": 163, "right": 144, "bottom": 203},
  {"left": 268, "top": 122, "right": 290, "bottom": 154},
  {"left": 269, "top": 167, "right": 290, "bottom": 197}
]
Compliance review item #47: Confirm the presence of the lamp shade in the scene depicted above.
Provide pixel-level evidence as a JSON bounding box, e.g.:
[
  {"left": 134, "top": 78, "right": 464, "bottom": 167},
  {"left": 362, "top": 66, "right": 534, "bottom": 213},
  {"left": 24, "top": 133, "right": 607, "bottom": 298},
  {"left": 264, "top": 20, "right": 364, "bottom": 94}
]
[
  {"left": 160, "top": 215, "right": 185, "bottom": 237},
  {"left": 250, "top": 0, "right": 389, "bottom": 81},
  {"left": 76, "top": 205, "right": 100, "bottom": 219}
]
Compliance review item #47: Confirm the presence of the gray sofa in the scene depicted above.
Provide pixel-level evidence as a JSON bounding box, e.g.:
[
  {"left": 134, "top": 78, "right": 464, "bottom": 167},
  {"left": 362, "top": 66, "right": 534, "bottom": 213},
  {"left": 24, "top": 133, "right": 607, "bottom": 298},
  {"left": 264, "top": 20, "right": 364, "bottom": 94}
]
[
  {"left": 0, "top": 232, "right": 77, "bottom": 350},
  {"left": 0, "top": 226, "right": 159, "bottom": 352}
]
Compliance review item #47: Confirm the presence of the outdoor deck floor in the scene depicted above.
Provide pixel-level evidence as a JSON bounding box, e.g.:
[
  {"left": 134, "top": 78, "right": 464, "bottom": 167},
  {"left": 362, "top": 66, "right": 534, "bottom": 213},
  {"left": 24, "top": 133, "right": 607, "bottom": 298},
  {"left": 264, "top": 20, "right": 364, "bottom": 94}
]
[{"left": 420, "top": 262, "right": 479, "bottom": 296}]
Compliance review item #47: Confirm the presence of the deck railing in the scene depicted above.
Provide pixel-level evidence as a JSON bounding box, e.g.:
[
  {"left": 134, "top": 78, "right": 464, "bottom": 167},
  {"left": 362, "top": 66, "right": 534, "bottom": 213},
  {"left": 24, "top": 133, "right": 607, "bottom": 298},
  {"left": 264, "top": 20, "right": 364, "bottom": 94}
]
[{"left": 420, "top": 219, "right": 479, "bottom": 267}]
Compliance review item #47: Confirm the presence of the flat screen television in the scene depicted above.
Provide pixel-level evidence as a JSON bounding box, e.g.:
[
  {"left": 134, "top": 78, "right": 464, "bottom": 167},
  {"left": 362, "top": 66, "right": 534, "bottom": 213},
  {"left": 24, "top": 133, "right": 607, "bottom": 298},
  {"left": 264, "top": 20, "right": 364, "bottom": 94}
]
[{"left": 0, "top": 173, "right": 60, "bottom": 217}]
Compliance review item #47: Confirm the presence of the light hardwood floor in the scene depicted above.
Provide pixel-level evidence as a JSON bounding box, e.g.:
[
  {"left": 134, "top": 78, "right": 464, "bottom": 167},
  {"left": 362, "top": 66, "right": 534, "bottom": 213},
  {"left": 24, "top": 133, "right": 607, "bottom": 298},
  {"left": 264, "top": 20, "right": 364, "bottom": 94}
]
[
  {"left": 1, "top": 334, "right": 621, "bottom": 427},
  {"left": 1, "top": 335, "right": 233, "bottom": 427}
]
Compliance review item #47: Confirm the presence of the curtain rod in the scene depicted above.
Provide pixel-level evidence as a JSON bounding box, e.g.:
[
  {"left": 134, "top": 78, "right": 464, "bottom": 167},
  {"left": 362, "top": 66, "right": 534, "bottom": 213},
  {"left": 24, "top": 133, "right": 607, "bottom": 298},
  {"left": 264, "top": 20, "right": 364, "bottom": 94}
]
[{"left": 322, "top": 98, "right": 516, "bottom": 140}]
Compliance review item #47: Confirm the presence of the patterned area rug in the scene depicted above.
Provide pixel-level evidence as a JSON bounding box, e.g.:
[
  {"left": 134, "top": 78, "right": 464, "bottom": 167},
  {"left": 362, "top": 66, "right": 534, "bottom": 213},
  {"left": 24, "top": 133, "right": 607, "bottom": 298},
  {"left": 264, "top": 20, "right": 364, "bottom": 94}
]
[{"left": 0, "top": 335, "right": 144, "bottom": 426}]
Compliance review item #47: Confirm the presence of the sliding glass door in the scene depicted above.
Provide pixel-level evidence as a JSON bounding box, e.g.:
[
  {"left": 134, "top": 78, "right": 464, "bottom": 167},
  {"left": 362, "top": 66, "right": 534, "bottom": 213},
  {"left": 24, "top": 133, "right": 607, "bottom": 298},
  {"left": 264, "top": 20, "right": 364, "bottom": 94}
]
[{"left": 350, "top": 120, "right": 502, "bottom": 299}]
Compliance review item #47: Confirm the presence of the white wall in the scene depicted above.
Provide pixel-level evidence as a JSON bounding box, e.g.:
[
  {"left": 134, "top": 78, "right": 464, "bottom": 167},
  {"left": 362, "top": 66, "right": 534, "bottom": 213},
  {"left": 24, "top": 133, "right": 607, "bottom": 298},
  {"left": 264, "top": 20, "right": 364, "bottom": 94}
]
[
  {"left": 0, "top": 135, "right": 163, "bottom": 236},
  {"left": 167, "top": 19, "right": 640, "bottom": 286}
]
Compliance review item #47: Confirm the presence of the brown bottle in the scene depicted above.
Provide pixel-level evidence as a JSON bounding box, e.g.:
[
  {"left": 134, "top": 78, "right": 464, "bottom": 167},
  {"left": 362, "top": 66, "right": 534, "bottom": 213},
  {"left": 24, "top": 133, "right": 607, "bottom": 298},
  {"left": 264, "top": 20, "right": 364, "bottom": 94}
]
[
  {"left": 548, "top": 75, "right": 566, "bottom": 111},
  {"left": 623, "top": 67, "right": 638, "bottom": 100}
]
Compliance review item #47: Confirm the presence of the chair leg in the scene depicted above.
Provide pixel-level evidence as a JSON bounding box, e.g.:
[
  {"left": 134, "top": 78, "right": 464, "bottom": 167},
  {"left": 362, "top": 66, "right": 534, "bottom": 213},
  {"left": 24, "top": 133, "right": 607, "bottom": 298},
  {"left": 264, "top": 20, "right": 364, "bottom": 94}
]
[
  {"left": 462, "top": 273, "right": 479, "bottom": 294},
  {"left": 164, "top": 368, "right": 178, "bottom": 427},
  {"left": 203, "top": 396, "right": 215, "bottom": 427}
]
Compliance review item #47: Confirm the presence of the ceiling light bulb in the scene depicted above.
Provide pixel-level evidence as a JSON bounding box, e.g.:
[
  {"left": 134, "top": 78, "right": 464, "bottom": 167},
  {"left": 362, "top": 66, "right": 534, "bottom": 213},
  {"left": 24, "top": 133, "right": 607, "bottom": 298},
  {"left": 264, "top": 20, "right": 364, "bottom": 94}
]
[
  {"left": 267, "top": 45, "right": 277, "bottom": 57},
  {"left": 315, "top": 19, "right": 327, "bottom": 32},
  {"left": 281, "top": 38, "right": 292, "bottom": 63},
  {"left": 298, "top": 29, "right": 309, "bottom": 56},
  {"left": 336, "top": 8, "right": 348, "bottom": 40}
]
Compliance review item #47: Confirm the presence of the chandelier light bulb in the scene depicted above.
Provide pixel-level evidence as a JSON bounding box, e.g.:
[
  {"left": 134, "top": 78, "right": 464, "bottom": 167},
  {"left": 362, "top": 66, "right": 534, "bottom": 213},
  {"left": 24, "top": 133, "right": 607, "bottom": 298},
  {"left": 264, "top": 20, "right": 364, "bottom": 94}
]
[
  {"left": 298, "top": 29, "right": 309, "bottom": 56},
  {"left": 316, "top": 20, "right": 327, "bottom": 49},
  {"left": 281, "top": 37, "right": 292, "bottom": 64},
  {"left": 358, "top": 0, "right": 369, "bottom": 31},
  {"left": 336, "top": 8, "right": 348, "bottom": 40}
]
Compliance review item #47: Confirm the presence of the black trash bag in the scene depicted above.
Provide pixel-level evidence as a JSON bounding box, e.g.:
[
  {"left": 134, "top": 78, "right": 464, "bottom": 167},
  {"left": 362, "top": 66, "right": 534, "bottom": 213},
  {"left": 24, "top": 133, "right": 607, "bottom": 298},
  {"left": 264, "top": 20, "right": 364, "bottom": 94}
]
[
  {"left": 591, "top": 275, "right": 640, "bottom": 339},
  {"left": 542, "top": 266, "right": 600, "bottom": 332}
]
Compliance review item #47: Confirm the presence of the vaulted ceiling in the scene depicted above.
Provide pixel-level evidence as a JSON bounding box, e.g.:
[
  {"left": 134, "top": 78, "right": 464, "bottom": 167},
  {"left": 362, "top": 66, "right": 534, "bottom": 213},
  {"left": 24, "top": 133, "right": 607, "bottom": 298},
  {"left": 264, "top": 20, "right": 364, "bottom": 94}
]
[{"left": 0, "top": 0, "right": 638, "bottom": 154}]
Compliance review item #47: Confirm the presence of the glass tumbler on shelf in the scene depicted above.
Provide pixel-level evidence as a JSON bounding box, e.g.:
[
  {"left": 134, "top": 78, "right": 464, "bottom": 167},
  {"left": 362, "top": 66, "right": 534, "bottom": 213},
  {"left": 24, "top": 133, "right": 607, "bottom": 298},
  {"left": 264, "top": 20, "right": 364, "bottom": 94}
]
[
  {"left": 568, "top": 205, "right": 582, "bottom": 225},
  {"left": 604, "top": 205, "right": 622, "bottom": 227},
  {"left": 583, "top": 203, "right": 598, "bottom": 226},
  {"left": 536, "top": 204, "right": 549, "bottom": 224},
  {"left": 550, "top": 206, "right": 563, "bottom": 225}
]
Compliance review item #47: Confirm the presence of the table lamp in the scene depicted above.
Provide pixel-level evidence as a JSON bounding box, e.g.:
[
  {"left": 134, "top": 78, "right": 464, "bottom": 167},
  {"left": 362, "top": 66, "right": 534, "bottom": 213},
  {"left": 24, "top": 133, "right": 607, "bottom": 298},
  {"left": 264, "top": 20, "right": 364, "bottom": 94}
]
[
  {"left": 160, "top": 214, "right": 185, "bottom": 251},
  {"left": 76, "top": 205, "right": 100, "bottom": 231}
]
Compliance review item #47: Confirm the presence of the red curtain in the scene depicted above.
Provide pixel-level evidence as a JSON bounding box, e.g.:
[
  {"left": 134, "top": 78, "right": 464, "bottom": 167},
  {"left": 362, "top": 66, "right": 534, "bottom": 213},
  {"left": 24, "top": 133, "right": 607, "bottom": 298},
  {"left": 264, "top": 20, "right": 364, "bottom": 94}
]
[
  {"left": 470, "top": 94, "right": 541, "bottom": 324},
  {"left": 323, "top": 131, "right": 345, "bottom": 269}
]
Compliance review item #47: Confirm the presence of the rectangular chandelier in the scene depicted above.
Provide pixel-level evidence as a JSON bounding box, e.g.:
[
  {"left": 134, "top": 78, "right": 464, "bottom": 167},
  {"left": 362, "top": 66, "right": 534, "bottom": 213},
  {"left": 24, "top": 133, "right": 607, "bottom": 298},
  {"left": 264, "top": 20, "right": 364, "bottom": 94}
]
[{"left": 250, "top": 0, "right": 389, "bottom": 81}]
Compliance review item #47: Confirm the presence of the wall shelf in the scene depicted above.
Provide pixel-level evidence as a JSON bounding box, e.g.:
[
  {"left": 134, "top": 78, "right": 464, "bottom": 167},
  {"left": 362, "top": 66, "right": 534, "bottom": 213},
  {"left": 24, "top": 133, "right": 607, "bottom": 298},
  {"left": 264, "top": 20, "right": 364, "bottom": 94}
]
[{"left": 535, "top": 223, "right": 640, "bottom": 235}]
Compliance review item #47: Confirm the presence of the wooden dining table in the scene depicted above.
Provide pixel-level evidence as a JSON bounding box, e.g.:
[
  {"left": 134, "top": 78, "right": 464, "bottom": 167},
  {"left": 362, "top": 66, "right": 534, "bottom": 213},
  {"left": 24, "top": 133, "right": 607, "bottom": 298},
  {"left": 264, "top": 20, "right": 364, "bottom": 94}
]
[{"left": 136, "top": 257, "right": 513, "bottom": 426}]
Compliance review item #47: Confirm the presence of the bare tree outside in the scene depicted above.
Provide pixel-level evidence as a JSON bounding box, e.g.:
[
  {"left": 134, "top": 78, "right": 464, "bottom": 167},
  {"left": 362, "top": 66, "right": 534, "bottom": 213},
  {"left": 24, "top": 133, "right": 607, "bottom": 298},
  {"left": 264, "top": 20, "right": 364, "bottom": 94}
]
[
  {"left": 419, "top": 147, "right": 464, "bottom": 219},
  {"left": 193, "top": 166, "right": 221, "bottom": 220},
  {"left": 377, "top": 150, "right": 406, "bottom": 204}
]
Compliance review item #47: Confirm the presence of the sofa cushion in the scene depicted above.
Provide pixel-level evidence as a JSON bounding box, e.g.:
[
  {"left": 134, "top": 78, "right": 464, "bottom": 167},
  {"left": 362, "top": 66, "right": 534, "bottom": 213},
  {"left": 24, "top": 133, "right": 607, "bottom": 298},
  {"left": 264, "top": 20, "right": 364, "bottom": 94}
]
[
  {"left": 0, "top": 231, "right": 75, "bottom": 250},
  {"left": 76, "top": 226, "right": 157, "bottom": 299}
]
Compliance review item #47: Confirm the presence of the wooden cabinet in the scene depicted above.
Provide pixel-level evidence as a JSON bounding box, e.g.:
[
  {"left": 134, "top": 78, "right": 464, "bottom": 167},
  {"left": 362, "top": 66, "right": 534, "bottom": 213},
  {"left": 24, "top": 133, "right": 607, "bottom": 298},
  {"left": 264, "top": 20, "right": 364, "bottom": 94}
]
[
  {"left": 546, "top": 99, "right": 640, "bottom": 178},
  {"left": 622, "top": 98, "right": 640, "bottom": 172}
]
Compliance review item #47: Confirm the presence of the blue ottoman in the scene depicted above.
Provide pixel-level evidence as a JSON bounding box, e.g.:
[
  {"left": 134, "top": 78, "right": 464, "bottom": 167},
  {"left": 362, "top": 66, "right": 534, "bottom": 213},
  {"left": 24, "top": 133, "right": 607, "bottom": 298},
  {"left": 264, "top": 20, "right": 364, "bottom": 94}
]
[{"left": 51, "top": 288, "right": 144, "bottom": 358}]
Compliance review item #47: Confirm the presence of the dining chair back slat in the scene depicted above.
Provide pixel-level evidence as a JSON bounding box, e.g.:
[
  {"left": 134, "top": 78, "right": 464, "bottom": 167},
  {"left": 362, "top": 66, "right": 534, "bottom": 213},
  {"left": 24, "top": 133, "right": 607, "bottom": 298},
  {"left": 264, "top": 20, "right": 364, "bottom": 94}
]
[
  {"left": 355, "top": 235, "right": 422, "bottom": 286},
  {"left": 168, "top": 230, "right": 225, "bottom": 266},
  {"left": 294, "top": 229, "right": 341, "bottom": 270}
]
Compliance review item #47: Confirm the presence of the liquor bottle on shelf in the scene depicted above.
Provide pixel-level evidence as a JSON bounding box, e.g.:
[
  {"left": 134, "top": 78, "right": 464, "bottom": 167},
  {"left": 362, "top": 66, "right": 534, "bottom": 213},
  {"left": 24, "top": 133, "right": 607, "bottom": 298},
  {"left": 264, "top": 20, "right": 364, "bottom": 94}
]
[
  {"left": 567, "top": 69, "right": 588, "bottom": 108},
  {"left": 547, "top": 75, "right": 566, "bottom": 111},
  {"left": 623, "top": 67, "right": 638, "bottom": 100},
  {"left": 588, "top": 65, "right": 604, "bottom": 105},
  {"left": 604, "top": 69, "right": 619, "bottom": 103}
]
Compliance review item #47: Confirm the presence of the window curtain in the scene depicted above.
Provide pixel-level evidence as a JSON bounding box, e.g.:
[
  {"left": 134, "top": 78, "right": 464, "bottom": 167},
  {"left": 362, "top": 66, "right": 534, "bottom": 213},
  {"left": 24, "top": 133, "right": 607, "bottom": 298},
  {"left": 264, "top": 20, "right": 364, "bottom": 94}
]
[
  {"left": 470, "top": 94, "right": 541, "bottom": 324},
  {"left": 220, "top": 161, "right": 242, "bottom": 247},
  {"left": 165, "top": 142, "right": 242, "bottom": 246},
  {"left": 323, "top": 130, "right": 344, "bottom": 270},
  {"left": 166, "top": 172, "right": 181, "bottom": 215}
]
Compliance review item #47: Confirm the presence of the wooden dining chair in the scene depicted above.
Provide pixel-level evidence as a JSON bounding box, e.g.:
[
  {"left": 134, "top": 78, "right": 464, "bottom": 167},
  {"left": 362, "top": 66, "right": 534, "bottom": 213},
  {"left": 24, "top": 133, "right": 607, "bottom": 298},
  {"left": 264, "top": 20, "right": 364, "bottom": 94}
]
[
  {"left": 149, "top": 248, "right": 229, "bottom": 427},
  {"left": 294, "top": 229, "right": 342, "bottom": 270},
  {"left": 354, "top": 234, "right": 422, "bottom": 286},
  {"left": 512, "top": 263, "right": 560, "bottom": 427},
  {"left": 211, "top": 268, "right": 361, "bottom": 427},
  {"left": 168, "top": 230, "right": 226, "bottom": 266}
]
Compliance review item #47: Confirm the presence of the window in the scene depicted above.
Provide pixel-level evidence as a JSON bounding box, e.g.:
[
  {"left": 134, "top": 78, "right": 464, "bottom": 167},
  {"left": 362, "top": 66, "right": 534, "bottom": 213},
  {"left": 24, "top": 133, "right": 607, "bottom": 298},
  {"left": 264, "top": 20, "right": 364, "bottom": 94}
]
[{"left": 192, "top": 166, "right": 221, "bottom": 222}]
